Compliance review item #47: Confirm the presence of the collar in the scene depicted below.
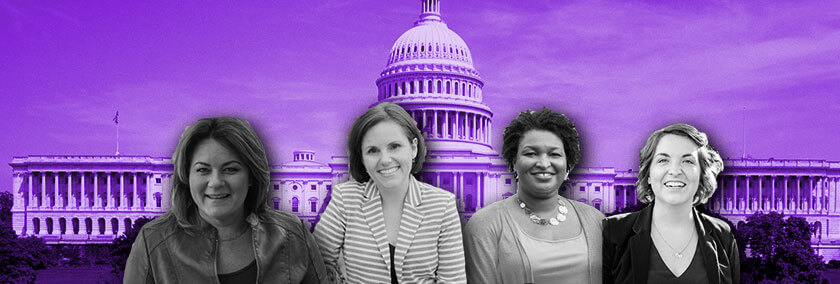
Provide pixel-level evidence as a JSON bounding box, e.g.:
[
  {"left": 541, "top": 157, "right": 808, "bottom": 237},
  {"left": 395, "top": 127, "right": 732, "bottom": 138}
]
[{"left": 362, "top": 175, "right": 423, "bottom": 208}]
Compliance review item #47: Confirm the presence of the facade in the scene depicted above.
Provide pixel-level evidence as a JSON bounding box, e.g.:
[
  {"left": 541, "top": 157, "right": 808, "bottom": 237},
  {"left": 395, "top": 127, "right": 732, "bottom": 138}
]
[
  {"left": 8, "top": 0, "right": 840, "bottom": 260},
  {"left": 9, "top": 155, "right": 173, "bottom": 244}
]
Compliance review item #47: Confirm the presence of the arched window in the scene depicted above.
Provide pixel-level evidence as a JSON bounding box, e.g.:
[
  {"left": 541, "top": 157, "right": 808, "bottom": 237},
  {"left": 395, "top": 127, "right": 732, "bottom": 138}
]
[
  {"left": 111, "top": 218, "right": 119, "bottom": 235},
  {"left": 85, "top": 218, "right": 92, "bottom": 235},
  {"left": 410, "top": 81, "right": 414, "bottom": 94},
  {"left": 59, "top": 218, "right": 66, "bottom": 235},
  {"left": 33, "top": 217, "right": 40, "bottom": 235},
  {"left": 427, "top": 80, "right": 432, "bottom": 93},
  {"left": 292, "top": 197, "right": 299, "bottom": 213},
  {"left": 401, "top": 82, "right": 406, "bottom": 95},
  {"left": 154, "top": 192, "right": 162, "bottom": 208},
  {"left": 98, "top": 218, "right": 106, "bottom": 235},
  {"left": 436, "top": 80, "right": 442, "bottom": 93},
  {"left": 72, "top": 218, "right": 79, "bottom": 235},
  {"left": 446, "top": 81, "right": 451, "bottom": 94},
  {"left": 46, "top": 218, "right": 53, "bottom": 235},
  {"left": 419, "top": 80, "right": 424, "bottom": 93},
  {"left": 309, "top": 197, "right": 318, "bottom": 212},
  {"left": 454, "top": 82, "right": 459, "bottom": 95},
  {"left": 124, "top": 218, "right": 132, "bottom": 234}
]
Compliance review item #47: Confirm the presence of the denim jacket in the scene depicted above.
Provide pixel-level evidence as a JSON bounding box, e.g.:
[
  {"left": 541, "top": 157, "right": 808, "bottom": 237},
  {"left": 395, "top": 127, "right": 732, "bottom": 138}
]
[{"left": 124, "top": 210, "right": 327, "bottom": 284}]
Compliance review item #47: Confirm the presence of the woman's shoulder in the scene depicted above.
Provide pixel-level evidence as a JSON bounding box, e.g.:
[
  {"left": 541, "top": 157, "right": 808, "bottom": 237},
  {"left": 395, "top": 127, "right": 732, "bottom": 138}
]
[
  {"left": 603, "top": 209, "right": 642, "bottom": 230},
  {"left": 697, "top": 211, "right": 734, "bottom": 235},
  {"left": 332, "top": 180, "right": 368, "bottom": 196},
  {"left": 135, "top": 214, "right": 182, "bottom": 250},
  {"left": 416, "top": 181, "right": 456, "bottom": 200}
]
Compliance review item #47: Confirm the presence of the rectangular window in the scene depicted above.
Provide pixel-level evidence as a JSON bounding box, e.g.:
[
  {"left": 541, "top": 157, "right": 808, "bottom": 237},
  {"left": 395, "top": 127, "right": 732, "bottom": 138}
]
[
  {"left": 311, "top": 201, "right": 317, "bottom": 212},
  {"left": 326, "top": 185, "right": 332, "bottom": 191},
  {"left": 505, "top": 179, "right": 511, "bottom": 185},
  {"left": 156, "top": 178, "right": 161, "bottom": 184},
  {"left": 595, "top": 186, "right": 601, "bottom": 192},
  {"left": 580, "top": 186, "right": 585, "bottom": 192},
  {"left": 594, "top": 203, "right": 601, "bottom": 210},
  {"left": 311, "top": 185, "right": 317, "bottom": 190},
  {"left": 274, "top": 184, "right": 280, "bottom": 190},
  {"left": 274, "top": 201, "right": 279, "bottom": 210}
]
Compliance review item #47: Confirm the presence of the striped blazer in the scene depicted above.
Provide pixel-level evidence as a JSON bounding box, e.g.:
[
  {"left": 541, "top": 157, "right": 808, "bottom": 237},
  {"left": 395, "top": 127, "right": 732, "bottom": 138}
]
[{"left": 314, "top": 176, "right": 466, "bottom": 284}]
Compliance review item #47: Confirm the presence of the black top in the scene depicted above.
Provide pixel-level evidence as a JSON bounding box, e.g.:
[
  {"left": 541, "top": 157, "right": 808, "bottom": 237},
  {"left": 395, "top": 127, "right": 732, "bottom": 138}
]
[
  {"left": 218, "top": 259, "right": 257, "bottom": 284},
  {"left": 648, "top": 243, "right": 709, "bottom": 284},
  {"left": 602, "top": 205, "right": 740, "bottom": 284},
  {"left": 390, "top": 244, "right": 399, "bottom": 284}
]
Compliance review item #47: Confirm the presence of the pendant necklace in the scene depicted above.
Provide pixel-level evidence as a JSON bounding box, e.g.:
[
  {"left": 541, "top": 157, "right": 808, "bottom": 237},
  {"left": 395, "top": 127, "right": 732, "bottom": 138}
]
[
  {"left": 652, "top": 221, "right": 694, "bottom": 259},
  {"left": 516, "top": 196, "right": 568, "bottom": 226}
]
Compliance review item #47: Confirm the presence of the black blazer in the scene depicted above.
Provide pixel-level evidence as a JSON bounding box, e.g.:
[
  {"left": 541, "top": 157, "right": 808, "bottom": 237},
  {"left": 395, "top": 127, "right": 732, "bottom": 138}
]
[{"left": 603, "top": 205, "right": 740, "bottom": 284}]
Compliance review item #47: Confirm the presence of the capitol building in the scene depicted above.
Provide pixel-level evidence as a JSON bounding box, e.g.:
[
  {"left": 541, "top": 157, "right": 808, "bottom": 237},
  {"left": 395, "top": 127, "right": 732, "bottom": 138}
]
[{"left": 10, "top": 0, "right": 840, "bottom": 260}]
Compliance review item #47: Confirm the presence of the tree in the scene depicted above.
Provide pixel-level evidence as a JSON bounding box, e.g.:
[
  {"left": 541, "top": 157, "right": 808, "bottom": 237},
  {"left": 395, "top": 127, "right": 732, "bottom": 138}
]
[
  {"left": 0, "top": 191, "right": 12, "bottom": 226},
  {"left": 0, "top": 220, "right": 37, "bottom": 283},
  {"left": 110, "top": 217, "right": 154, "bottom": 276},
  {"left": 739, "top": 212, "right": 825, "bottom": 283}
]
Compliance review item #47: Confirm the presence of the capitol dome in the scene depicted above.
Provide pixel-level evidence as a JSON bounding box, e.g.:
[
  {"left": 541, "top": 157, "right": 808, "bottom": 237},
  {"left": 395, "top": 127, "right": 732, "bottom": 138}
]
[
  {"left": 375, "top": 0, "right": 495, "bottom": 155},
  {"left": 386, "top": 21, "right": 474, "bottom": 68}
]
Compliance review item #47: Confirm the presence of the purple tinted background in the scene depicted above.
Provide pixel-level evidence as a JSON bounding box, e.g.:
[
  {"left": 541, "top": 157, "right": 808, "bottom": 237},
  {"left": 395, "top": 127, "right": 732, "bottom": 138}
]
[{"left": 1, "top": 0, "right": 839, "bottom": 192}]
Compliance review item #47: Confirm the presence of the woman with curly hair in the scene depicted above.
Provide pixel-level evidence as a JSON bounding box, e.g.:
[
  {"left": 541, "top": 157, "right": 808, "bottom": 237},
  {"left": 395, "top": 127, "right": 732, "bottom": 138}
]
[{"left": 464, "top": 108, "right": 603, "bottom": 284}]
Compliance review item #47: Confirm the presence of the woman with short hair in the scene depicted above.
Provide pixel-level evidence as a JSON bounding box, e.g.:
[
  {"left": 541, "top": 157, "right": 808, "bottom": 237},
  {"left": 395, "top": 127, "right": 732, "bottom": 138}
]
[
  {"left": 314, "top": 102, "right": 466, "bottom": 283},
  {"left": 124, "top": 117, "right": 326, "bottom": 283},
  {"left": 464, "top": 108, "right": 604, "bottom": 284},
  {"left": 603, "top": 123, "right": 740, "bottom": 284}
]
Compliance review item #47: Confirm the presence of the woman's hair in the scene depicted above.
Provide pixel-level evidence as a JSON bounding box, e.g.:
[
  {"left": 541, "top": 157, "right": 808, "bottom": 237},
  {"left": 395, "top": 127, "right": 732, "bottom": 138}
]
[
  {"left": 346, "top": 102, "right": 426, "bottom": 183},
  {"left": 501, "top": 107, "right": 581, "bottom": 174},
  {"left": 636, "top": 123, "right": 724, "bottom": 205},
  {"left": 169, "top": 117, "right": 271, "bottom": 231}
]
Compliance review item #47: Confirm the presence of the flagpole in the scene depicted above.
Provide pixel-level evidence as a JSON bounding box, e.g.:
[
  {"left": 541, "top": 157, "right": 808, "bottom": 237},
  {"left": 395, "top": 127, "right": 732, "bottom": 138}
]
[{"left": 114, "top": 109, "right": 120, "bottom": 156}]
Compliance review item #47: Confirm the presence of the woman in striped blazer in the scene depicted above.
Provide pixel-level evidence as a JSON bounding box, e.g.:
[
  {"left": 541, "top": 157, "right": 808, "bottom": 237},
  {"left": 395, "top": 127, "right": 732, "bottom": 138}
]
[{"left": 314, "top": 102, "right": 466, "bottom": 284}]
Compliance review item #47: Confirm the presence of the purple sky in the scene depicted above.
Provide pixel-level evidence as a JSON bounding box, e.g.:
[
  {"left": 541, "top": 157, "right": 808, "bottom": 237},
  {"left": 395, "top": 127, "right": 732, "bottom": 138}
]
[{"left": 2, "top": 0, "right": 839, "bottom": 192}]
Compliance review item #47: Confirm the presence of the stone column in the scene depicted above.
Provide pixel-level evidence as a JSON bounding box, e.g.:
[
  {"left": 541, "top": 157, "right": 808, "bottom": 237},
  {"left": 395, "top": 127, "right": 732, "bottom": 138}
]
[
  {"left": 94, "top": 173, "right": 100, "bottom": 208},
  {"left": 106, "top": 173, "right": 113, "bottom": 209},
  {"left": 771, "top": 175, "right": 776, "bottom": 211},
  {"left": 81, "top": 173, "right": 87, "bottom": 209},
  {"left": 119, "top": 173, "right": 126, "bottom": 209},
  {"left": 133, "top": 173, "right": 139, "bottom": 209},
  {"left": 67, "top": 172, "right": 75, "bottom": 209},
  {"left": 145, "top": 173, "right": 152, "bottom": 209},
  {"left": 745, "top": 175, "right": 751, "bottom": 212},
  {"left": 54, "top": 173, "right": 61, "bottom": 208},
  {"left": 731, "top": 175, "right": 737, "bottom": 213},
  {"left": 432, "top": 110, "right": 438, "bottom": 138},
  {"left": 41, "top": 172, "right": 46, "bottom": 208},
  {"left": 784, "top": 176, "right": 789, "bottom": 212},
  {"left": 796, "top": 176, "right": 801, "bottom": 213},
  {"left": 12, "top": 173, "right": 23, "bottom": 211},
  {"left": 454, "top": 112, "right": 460, "bottom": 139},
  {"left": 757, "top": 175, "right": 763, "bottom": 210},
  {"left": 28, "top": 173, "right": 34, "bottom": 208},
  {"left": 444, "top": 111, "right": 449, "bottom": 138}
]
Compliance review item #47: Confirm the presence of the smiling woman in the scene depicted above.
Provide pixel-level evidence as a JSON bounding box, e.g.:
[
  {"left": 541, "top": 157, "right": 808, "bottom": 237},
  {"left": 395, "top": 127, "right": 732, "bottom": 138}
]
[
  {"left": 463, "top": 108, "right": 604, "bottom": 284},
  {"left": 603, "top": 123, "right": 739, "bottom": 284},
  {"left": 123, "top": 117, "right": 327, "bottom": 284},
  {"left": 314, "top": 102, "right": 466, "bottom": 283}
]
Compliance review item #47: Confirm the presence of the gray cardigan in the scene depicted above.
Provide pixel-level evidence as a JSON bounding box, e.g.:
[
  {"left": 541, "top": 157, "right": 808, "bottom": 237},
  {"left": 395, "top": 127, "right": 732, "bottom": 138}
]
[{"left": 464, "top": 195, "right": 604, "bottom": 284}]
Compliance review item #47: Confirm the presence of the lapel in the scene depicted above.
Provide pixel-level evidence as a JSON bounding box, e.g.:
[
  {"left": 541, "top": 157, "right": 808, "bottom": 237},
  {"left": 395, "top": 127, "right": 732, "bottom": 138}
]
[
  {"left": 693, "top": 208, "right": 720, "bottom": 284},
  {"left": 394, "top": 176, "right": 424, "bottom": 279},
  {"left": 629, "top": 205, "right": 654, "bottom": 284},
  {"left": 361, "top": 181, "right": 392, "bottom": 270}
]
